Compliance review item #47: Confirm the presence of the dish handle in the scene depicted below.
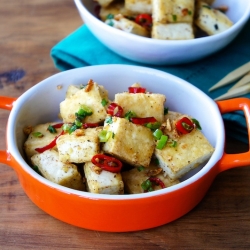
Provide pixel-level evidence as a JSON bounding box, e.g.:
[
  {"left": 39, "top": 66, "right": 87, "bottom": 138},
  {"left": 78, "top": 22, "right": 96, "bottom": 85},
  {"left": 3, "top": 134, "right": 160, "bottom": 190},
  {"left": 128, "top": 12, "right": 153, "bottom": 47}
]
[
  {"left": 216, "top": 97, "right": 250, "bottom": 173},
  {"left": 0, "top": 96, "right": 17, "bottom": 167}
]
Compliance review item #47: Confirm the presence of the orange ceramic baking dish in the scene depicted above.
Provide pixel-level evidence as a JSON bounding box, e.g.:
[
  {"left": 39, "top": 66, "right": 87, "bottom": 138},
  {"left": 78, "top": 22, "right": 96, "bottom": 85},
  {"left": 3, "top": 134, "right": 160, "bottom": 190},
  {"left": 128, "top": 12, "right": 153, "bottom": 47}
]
[{"left": 0, "top": 65, "right": 250, "bottom": 232}]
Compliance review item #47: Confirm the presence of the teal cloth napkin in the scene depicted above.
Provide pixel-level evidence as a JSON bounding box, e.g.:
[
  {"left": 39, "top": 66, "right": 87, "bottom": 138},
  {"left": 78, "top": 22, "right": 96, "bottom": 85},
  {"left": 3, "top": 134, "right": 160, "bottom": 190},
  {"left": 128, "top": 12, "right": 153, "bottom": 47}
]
[{"left": 51, "top": 19, "right": 250, "bottom": 144}]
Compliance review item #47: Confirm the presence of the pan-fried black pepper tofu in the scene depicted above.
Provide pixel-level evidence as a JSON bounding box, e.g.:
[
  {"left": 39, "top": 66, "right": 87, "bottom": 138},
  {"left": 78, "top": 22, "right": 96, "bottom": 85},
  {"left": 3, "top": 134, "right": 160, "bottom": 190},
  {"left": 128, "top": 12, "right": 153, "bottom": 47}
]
[
  {"left": 31, "top": 149, "right": 85, "bottom": 191},
  {"left": 195, "top": 1, "right": 233, "bottom": 36},
  {"left": 152, "top": 0, "right": 195, "bottom": 24},
  {"left": 155, "top": 111, "right": 214, "bottom": 180},
  {"left": 60, "top": 80, "right": 109, "bottom": 124},
  {"left": 122, "top": 165, "right": 179, "bottom": 194},
  {"left": 84, "top": 161, "right": 124, "bottom": 194},
  {"left": 125, "top": 0, "right": 152, "bottom": 15},
  {"left": 56, "top": 127, "right": 102, "bottom": 164},
  {"left": 102, "top": 117, "right": 155, "bottom": 167},
  {"left": 105, "top": 14, "right": 150, "bottom": 37},
  {"left": 24, "top": 122, "right": 63, "bottom": 161},
  {"left": 114, "top": 84, "right": 166, "bottom": 123}
]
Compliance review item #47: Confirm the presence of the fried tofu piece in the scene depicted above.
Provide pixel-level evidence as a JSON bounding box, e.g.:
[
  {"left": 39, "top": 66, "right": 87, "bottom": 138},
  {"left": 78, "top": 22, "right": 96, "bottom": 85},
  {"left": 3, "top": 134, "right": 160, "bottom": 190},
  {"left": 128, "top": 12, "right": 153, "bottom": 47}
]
[
  {"left": 31, "top": 150, "right": 85, "bottom": 191},
  {"left": 152, "top": 0, "right": 195, "bottom": 24},
  {"left": 195, "top": 1, "right": 233, "bottom": 36},
  {"left": 114, "top": 86, "right": 166, "bottom": 123},
  {"left": 122, "top": 165, "right": 179, "bottom": 194},
  {"left": 84, "top": 161, "right": 124, "bottom": 194},
  {"left": 24, "top": 122, "right": 63, "bottom": 161},
  {"left": 60, "top": 81, "right": 109, "bottom": 124},
  {"left": 94, "top": 0, "right": 115, "bottom": 8},
  {"left": 155, "top": 111, "right": 214, "bottom": 180},
  {"left": 152, "top": 22, "right": 194, "bottom": 40},
  {"left": 125, "top": 0, "right": 152, "bottom": 15},
  {"left": 105, "top": 14, "right": 150, "bottom": 37},
  {"left": 56, "top": 127, "right": 102, "bottom": 163},
  {"left": 102, "top": 117, "right": 155, "bottom": 167},
  {"left": 99, "top": 0, "right": 134, "bottom": 21}
]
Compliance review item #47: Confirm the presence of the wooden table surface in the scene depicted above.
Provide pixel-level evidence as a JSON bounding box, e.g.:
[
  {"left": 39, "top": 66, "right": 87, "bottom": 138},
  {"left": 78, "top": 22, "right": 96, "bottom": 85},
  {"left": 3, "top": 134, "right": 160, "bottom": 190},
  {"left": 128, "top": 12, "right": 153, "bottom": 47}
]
[{"left": 1, "top": 1, "right": 250, "bottom": 249}]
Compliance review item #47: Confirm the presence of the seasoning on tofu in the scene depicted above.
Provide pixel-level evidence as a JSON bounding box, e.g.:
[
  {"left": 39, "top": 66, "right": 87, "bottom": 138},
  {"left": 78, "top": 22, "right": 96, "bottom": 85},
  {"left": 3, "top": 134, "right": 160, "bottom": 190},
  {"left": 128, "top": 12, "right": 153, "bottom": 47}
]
[
  {"left": 23, "top": 80, "right": 214, "bottom": 195},
  {"left": 97, "top": 0, "right": 233, "bottom": 40}
]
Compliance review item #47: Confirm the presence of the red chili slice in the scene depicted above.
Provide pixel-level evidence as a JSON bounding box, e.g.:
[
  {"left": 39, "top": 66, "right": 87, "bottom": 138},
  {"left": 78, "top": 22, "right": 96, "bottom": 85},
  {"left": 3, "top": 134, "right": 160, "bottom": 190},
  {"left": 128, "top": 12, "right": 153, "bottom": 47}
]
[
  {"left": 107, "top": 103, "right": 123, "bottom": 117},
  {"left": 91, "top": 154, "right": 122, "bottom": 173},
  {"left": 52, "top": 123, "right": 64, "bottom": 128},
  {"left": 135, "top": 14, "right": 152, "bottom": 30},
  {"left": 130, "top": 117, "right": 157, "bottom": 125},
  {"left": 82, "top": 122, "right": 100, "bottom": 129},
  {"left": 148, "top": 177, "right": 166, "bottom": 189},
  {"left": 35, "top": 131, "right": 65, "bottom": 153},
  {"left": 128, "top": 87, "right": 146, "bottom": 94},
  {"left": 175, "top": 117, "right": 194, "bottom": 134}
]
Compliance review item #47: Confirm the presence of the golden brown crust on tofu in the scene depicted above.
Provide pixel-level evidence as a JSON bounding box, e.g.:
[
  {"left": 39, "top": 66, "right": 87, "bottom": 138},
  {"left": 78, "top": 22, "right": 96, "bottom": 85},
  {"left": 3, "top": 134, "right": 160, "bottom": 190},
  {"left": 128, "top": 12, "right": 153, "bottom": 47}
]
[
  {"left": 60, "top": 82, "right": 109, "bottom": 124},
  {"left": 195, "top": 1, "right": 233, "bottom": 36},
  {"left": 56, "top": 127, "right": 102, "bottom": 163},
  {"left": 102, "top": 117, "right": 155, "bottom": 167},
  {"left": 122, "top": 165, "right": 179, "bottom": 194},
  {"left": 24, "top": 122, "right": 63, "bottom": 161},
  {"left": 114, "top": 91, "right": 166, "bottom": 123},
  {"left": 31, "top": 150, "right": 85, "bottom": 191},
  {"left": 84, "top": 161, "right": 124, "bottom": 194}
]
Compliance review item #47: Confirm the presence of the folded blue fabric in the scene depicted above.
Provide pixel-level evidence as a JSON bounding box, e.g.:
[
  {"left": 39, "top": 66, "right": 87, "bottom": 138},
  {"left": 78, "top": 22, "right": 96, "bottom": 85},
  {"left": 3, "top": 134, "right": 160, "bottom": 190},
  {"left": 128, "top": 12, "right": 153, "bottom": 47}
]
[{"left": 51, "top": 19, "right": 250, "bottom": 144}]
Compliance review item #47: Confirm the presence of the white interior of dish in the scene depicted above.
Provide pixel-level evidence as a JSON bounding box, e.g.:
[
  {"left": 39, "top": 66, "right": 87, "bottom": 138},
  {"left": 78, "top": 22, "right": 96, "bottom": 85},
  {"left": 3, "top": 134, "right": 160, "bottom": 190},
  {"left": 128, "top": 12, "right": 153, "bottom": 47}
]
[{"left": 7, "top": 65, "right": 225, "bottom": 200}]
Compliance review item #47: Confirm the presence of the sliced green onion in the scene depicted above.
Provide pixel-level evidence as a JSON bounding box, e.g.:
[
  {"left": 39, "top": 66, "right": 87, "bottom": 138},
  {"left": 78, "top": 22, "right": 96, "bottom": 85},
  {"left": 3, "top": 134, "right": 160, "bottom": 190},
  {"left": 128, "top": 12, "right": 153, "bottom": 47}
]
[
  {"left": 156, "top": 135, "right": 168, "bottom": 150},
  {"left": 106, "top": 13, "right": 114, "bottom": 19},
  {"left": 105, "top": 116, "right": 113, "bottom": 124},
  {"left": 101, "top": 99, "right": 108, "bottom": 107},
  {"left": 74, "top": 119, "right": 82, "bottom": 127},
  {"left": 32, "top": 132, "right": 43, "bottom": 138},
  {"left": 99, "top": 130, "right": 112, "bottom": 142},
  {"left": 146, "top": 121, "right": 161, "bottom": 130},
  {"left": 124, "top": 110, "right": 137, "bottom": 120},
  {"left": 153, "top": 129, "right": 163, "bottom": 140},
  {"left": 62, "top": 123, "right": 71, "bottom": 132},
  {"left": 141, "top": 179, "right": 153, "bottom": 192},
  {"left": 192, "top": 118, "right": 202, "bottom": 130},
  {"left": 137, "top": 166, "right": 145, "bottom": 172},
  {"left": 168, "top": 139, "right": 177, "bottom": 147},
  {"left": 47, "top": 125, "right": 57, "bottom": 134}
]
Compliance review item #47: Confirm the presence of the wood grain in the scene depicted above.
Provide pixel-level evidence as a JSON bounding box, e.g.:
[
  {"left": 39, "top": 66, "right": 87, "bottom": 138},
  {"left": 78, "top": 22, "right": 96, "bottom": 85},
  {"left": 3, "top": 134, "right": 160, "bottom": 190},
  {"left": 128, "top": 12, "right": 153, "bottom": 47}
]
[{"left": 1, "top": 1, "right": 250, "bottom": 249}]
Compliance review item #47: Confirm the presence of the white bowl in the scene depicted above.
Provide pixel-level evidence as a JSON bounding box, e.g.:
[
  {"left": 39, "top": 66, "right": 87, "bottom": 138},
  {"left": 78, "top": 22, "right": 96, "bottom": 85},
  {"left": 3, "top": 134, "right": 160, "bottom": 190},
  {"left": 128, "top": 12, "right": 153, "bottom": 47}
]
[{"left": 74, "top": 0, "right": 250, "bottom": 65}]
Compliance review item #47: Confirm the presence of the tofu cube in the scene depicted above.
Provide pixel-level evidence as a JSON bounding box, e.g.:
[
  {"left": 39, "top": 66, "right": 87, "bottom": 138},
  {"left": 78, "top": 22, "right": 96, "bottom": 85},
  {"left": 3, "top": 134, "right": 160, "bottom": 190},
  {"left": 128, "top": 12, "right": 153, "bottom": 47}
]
[
  {"left": 155, "top": 111, "right": 214, "bottom": 180},
  {"left": 125, "top": 0, "right": 152, "bottom": 15},
  {"left": 102, "top": 117, "right": 155, "bottom": 167},
  {"left": 56, "top": 127, "right": 102, "bottom": 163},
  {"left": 106, "top": 15, "right": 150, "bottom": 37},
  {"left": 152, "top": 0, "right": 195, "bottom": 24},
  {"left": 84, "top": 161, "right": 124, "bottom": 194},
  {"left": 114, "top": 91, "right": 166, "bottom": 123},
  {"left": 152, "top": 22, "right": 194, "bottom": 40},
  {"left": 94, "top": 0, "right": 115, "bottom": 8},
  {"left": 122, "top": 165, "right": 179, "bottom": 194},
  {"left": 60, "top": 81, "right": 109, "bottom": 124},
  {"left": 195, "top": 1, "right": 233, "bottom": 36},
  {"left": 31, "top": 150, "right": 85, "bottom": 191},
  {"left": 24, "top": 122, "right": 63, "bottom": 161}
]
